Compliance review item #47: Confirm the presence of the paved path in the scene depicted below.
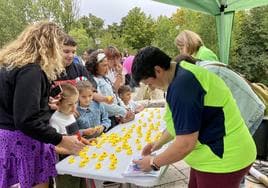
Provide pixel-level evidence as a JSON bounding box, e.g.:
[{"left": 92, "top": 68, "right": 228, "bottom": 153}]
[{"left": 101, "top": 161, "right": 190, "bottom": 188}]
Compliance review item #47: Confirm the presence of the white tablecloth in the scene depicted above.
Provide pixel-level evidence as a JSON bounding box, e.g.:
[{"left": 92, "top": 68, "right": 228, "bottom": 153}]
[{"left": 56, "top": 108, "right": 167, "bottom": 187}]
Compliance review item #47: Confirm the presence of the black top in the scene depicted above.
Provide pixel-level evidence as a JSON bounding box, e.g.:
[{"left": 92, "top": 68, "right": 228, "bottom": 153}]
[
  {"left": 0, "top": 64, "right": 62, "bottom": 145},
  {"left": 57, "top": 62, "right": 97, "bottom": 89}
]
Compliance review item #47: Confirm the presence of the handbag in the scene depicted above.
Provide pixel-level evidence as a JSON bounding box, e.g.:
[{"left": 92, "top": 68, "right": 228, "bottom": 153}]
[{"left": 249, "top": 83, "right": 268, "bottom": 116}]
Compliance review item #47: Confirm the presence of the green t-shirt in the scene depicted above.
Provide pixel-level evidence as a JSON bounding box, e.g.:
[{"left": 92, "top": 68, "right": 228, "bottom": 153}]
[
  {"left": 165, "top": 61, "right": 256, "bottom": 173},
  {"left": 194, "top": 46, "right": 219, "bottom": 61}
]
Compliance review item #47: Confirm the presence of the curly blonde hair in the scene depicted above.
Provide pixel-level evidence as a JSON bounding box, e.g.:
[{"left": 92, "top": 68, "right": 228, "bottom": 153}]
[
  {"left": 175, "top": 30, "right": 203, "bottom": 55},
  {"left": 0, "top": 21, "right": 66, "bottom": 80}
]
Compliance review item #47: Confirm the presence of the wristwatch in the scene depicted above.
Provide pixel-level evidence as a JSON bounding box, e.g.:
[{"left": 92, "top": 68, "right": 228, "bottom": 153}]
[{"left": 150, "top": 157, "right": 160, "bottom": 171}]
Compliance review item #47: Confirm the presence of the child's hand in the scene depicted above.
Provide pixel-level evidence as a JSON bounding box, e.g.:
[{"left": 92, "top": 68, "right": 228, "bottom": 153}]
[
  {"left": 80, "top": 137, "right": 90, "bottom": 145},
  {"left": 95, "top": 125, "right": 105, "bottom": 134},
  {"left": 83, "top": 128, "right": 96, "bottom": 136},
  {"left": 104, "top": 96, "right": 114, "bottom": 104},
  {"left": 120, "top": 111, "right": 135, "bottom": 123},
  {"left": 135, "top": 104, "right": 145, "bottom": 114},
  {"left": 88, "top": 138, "right": 97, "bottom": 145},
  {"left": 48, "top": 96, "right": 60, "bottom": 110},
  {"left": 73, "top": 108, "right": 80, "bottom": 118},
  {"left": 125, "top": 110, "right": 135, "bottom": 120}
]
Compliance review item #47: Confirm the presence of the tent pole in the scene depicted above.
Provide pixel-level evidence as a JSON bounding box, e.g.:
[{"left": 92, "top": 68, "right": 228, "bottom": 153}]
[{"left": 219, "top": 0, "right": 227, "bottom": 63}]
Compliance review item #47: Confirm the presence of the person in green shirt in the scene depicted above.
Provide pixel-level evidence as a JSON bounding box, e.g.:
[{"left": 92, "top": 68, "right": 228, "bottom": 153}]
[
  {"left": 175, "top": 30, "right": 219, "bottom": 61},
  {"left": 132, "top": 46, "right": 256, "bottom": 188}
]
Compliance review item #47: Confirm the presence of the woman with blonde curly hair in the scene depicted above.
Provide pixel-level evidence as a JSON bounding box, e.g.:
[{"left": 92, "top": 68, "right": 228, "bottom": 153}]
[
  {"left": 175, "top": 30, "right": 219, "bottom": 61},
  {"left": 0, "top": 21, "right": 84, "bottom": 188}
]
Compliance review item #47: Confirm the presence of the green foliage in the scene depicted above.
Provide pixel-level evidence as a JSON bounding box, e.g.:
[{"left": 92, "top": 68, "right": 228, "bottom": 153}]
[
  {"left": 151, "top": 16, "right": 178, "bottom": 57},
  {"left": 32, "top": 0, "right": 78, "bottom": 32},
  {"left": 0, "top": 0, "right": 79, "bottom": 47},
  {"left": 172, "top": 9, "right": 202, "bottom": 33},
  {"left": 107, "top": 23, "right": 123, "bottom": 39},
  {"left": 0, "top": 1, "right": 267, "bottom": 86},
  {"left": 196, "top": 14, "right": 217, "bottom": 56},
  {"left": 77, "top": 14, "right": 104, "bottom": 47},
  {"left": 121, "top": 7, "right": 155, "bottom": 49},
  {"left": 171, "top": 8, "right": 218, "bottom": 56},
  {"left": 69, "top": 27, "right": 92, "bottom": 55},
  {"left": 231, "top": 6, "right": 268, "bottom": 85},
  {"left": 0, "top": 0, "right": 31, "bottom": 46},
  {"left": 229, "top": 11, "right": 246, "bottom": 65},
  {"left": 99, "top": 32, "right": 131, "bottom": 52}
]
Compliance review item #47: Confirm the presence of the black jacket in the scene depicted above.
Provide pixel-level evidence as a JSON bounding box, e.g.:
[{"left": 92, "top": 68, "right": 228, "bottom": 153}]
[{"left": 0, "top": 64, "right": 62, "bottom": 145}]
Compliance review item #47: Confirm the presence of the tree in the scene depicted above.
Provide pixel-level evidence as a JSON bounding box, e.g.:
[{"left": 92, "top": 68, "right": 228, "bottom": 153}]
[
  {"left": 0, "top": 0, "right": 80, "bottom": 47},
  {"left": 69, "top": 27, "right": 92, "bottom": 55},
  {"left": 107, "top": 23, "right": 123, "bottom": 39},
  {"left": 77, "top": 14, "right": 104, "bottom": 48},
  {"left": 171, "top": 8, "right": 218, "bottom": 56},
  {"left": 0, "top": 0, "right": 33, "bottom": 46},
  {"left": 32, "top": 0, "right": 79, "bottom": 32},
  {"left": 99, "top": 31, "right": 131, "bottom": 53},
  {"left": 152, "top": 16, "right": 178, "bottom": 57},
  {"left": 232, "top": 6, "right": 268, "bottom": 84},
  {"left": 171, "top": 8, "right": 202, "bottom": 34},
  {"left": 229, "top": 11, "right": 246, "bottom": 65},
  {"left": 121, "top": 7, "right": 155, "bottom": 49},
  {"left": 196, "top": 14, "right": 217, "bottom": 55}
]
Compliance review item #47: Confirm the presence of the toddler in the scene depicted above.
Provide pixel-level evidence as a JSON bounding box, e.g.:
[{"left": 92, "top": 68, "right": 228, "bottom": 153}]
[
  {"left": 49, "top": 83, "right": 93, "bottom": 188},
  {"left": 118, "top": 85, "right": 144, "bottom": 114},
  {"left": 76, "top": 80, "right": 111, "bottom": 135}
]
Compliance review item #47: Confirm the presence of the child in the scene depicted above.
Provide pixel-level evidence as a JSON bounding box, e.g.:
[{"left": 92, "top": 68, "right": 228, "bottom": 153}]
[
  {"left": 76, "top": 80, "right": 111, "bottom": 135},
  {"left": 118, "top": 85, "right": 144, "bottom": 114},
  {"left": 49, "top": 83, "right": 94, "bottom": 188}
]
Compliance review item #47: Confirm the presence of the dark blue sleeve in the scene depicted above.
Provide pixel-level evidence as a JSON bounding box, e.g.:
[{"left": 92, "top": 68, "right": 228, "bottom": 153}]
[{"left": 167, "top": 69, "right": 206, "bottom": 135}]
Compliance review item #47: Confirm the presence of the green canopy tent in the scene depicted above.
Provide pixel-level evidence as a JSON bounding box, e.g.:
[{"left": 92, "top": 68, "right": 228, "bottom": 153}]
[{"left": 154, "top": 0, "right": 268, "bottom": 64}]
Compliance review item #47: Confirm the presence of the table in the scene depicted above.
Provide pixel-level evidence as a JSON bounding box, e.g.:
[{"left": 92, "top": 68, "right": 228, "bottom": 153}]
[{"left": 56, "top": 108, "right": 168, "bottom": 187}]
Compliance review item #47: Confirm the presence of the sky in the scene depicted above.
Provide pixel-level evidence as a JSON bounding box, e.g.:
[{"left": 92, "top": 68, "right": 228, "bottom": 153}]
[{"left": 79, "top": 0, "right": 178, "bottom": 25}]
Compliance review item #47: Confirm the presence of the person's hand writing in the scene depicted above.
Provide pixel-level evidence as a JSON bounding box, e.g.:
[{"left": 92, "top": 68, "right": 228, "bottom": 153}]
[{"left": 133, "top": 156, "right": 152, "bottom": 172}]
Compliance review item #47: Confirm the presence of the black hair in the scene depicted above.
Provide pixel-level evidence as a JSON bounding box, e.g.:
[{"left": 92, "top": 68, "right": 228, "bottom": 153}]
[
  {"left": 131, "top": 46, "right": 171, "bottom": 84},
  {"left": 85, "top": 49, "right": 105, "bottom": 76},
  {"left": 86, "top": 48, "right": 96, "bottom": 56},
  {"left": 63, "top": 35, "right": 77, "bottom": 46}
]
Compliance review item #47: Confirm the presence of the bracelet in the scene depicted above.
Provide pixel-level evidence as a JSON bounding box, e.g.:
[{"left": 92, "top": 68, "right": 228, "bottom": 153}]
[{"left": 150, "top": 156, "right": 160, "bottom": 171}]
